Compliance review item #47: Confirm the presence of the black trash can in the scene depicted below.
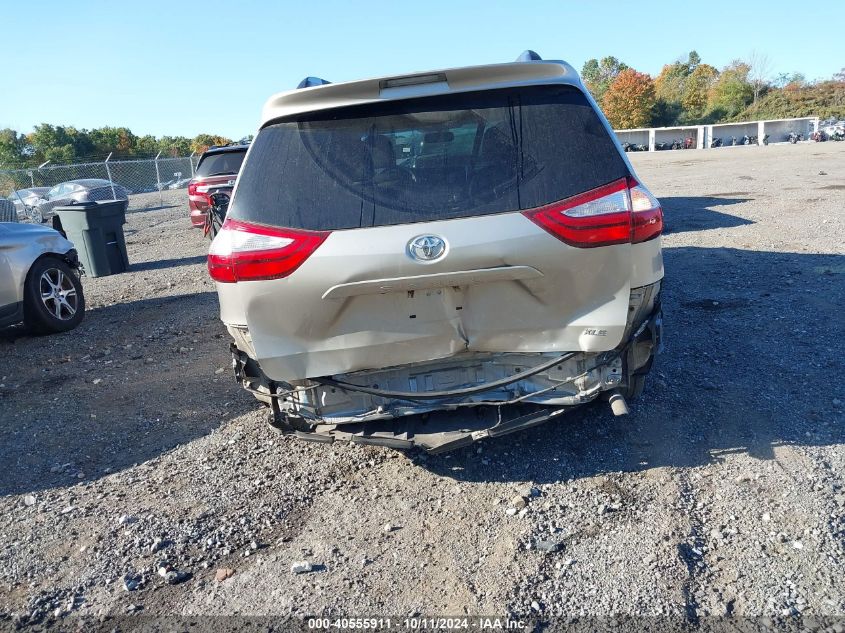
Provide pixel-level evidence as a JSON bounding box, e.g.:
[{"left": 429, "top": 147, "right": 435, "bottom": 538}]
[
  {"left": 0, "top": 199, "right": 17, "bottom": 223},
  {"left": 55, "top": 200, "right": 129, "bottom": 277}
]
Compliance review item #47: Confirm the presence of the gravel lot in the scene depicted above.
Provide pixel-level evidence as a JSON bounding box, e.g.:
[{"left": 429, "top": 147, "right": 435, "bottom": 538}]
[{"left": 0, "top": 143, "right": 843, "bottom": 627}]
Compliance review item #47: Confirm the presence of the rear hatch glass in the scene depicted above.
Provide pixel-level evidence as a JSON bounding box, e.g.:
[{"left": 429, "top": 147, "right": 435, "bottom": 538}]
[
  {"left": 196, "top": 150, "right": 246, "bottom": 178},
  {"left": 230, "top": 85, "right": 628, "bottom": 230}
]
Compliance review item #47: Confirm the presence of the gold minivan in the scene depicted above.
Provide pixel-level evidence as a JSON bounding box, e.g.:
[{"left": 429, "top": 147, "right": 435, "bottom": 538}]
[{"left": 208, "top": 51, "right": 664, "bottom": 452}]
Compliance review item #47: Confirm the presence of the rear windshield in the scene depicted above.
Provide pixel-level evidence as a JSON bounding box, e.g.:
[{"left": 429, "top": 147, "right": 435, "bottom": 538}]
[
  {"left": 196, "top": 150, "right": 246, "bottom": 178},
  {"left": 230, "top": 85, "right": 628, "bottom": 230}
]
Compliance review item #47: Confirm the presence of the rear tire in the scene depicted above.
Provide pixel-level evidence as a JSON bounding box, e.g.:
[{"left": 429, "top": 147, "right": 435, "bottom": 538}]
[{"left": 23, "top": 257, "right": 85, "bottom": 334}]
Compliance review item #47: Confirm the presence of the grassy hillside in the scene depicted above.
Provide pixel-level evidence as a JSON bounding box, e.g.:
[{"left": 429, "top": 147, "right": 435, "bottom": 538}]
[{"left": 735, "top": 81, "right": 845, "bottom": 121}]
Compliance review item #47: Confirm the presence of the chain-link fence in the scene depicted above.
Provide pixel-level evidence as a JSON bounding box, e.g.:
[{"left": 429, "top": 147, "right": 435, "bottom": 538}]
[{"left": 0, "top": 154, "right": 199, "bottom": 223}]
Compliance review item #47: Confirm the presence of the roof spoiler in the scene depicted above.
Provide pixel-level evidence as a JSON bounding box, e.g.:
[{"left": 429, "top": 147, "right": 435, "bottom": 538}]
[
  {"left": 516, "top": 50, "right": 542, "bottom": 62},
  {"left": 297, "top": 53, "right": 540, "bottom": 91}
]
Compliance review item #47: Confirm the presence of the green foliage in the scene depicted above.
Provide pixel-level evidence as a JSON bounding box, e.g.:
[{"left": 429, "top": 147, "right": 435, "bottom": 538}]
[
  {"left": 0, "top": 125, "right": 235, "bottom": 168},
  {"left": 591, "top": 51, "right": 840, "bottom": 129},
  {"left": 653, "top": 51, "right": 709, "bottom": 125},
  {"left": 581, "top": 56, "right": 629, "bottom": 102},
  {"left": 706, "top": 61, "right": 754, "bottom": 119},
  {"left": 688, "top": 51, "right": 701, "bottom": 68},
  {"left": 1, "top": 55, "right": 841, "bottom": 167},
  {"left": 28, "top": 124, "right": 89, "bottom": 163},
  {"left": 654, "top": 63, "right": 687, "bottom": 103},
  {"left": 682, "top": 64, "right": 720, "bottom": 122},
  {"left": 0, "top": 129, "right": 28, "bottom": 167},
  {"left": 190, "top": 134, "right": 234, "bottom": 154},
  {"left": 136, "top": 134, "right": 160, "bottom": 155},
  {"left": 158, "top": 136, "right": 193, "bottom": 157},
  {"left": 735, "top": 80, "right": 845, "bottom": 121},
  {"left": 651, "top": 99, "right": 683, "bottom": 128},
  {"left": 88, "top": 126, "right": 137, "bottom": 157}
]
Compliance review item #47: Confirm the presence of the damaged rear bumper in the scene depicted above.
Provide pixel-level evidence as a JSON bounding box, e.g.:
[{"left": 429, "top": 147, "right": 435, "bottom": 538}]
[
  {"left": 229, "top": 284, "right": 663, "bottom": 452},
  {"left": 277, "top": 404, "right": 572, "bottom": 454}
]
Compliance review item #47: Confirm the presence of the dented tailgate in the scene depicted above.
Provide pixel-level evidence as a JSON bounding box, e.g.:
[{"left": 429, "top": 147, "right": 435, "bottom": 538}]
[
  {"left": 216, "top": 79, "right": 636, "bottom": 382},
  {"left": 219, "top": 211, "right": 631, "bottom": 380}
]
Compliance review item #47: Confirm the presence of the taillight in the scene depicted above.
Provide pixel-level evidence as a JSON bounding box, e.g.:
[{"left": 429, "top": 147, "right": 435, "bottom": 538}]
[
  {"left": 522, "top": 178, "right": 631, "bottom": 247},
  {"left": 208, "top": 219, "right": 330, "bottom": 283},
  {"left": 628, "top": 180, "right": 663, "bottom": 244},
  {"left": 521, "top": 177, "right": 662, "bottom": 247},
  {"left": 188, "top": 180, "right": 213, "bottom": 196}
]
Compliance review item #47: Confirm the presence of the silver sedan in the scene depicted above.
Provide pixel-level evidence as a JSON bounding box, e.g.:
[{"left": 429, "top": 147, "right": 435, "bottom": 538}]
[
  {"left": 0, "top": 222, "right": 85, "bottom": 333},
  {"left": 30, "top": 179, "right": 129, "bottom": 224},
  {"left": 7, "top": 187, "right": 51, "bottom": 220}
]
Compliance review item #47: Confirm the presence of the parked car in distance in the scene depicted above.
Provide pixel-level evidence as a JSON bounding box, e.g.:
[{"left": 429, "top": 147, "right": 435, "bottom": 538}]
[
  {"left": 0, "top": 222, "right": 85, "bottom": 333},
  {"left": 167, "top": 177, "right": 192, "bottom": 190},
  {"left": 7, "top": 188, "right": 51, "bottom": 220},
  {"left": 188, "top": 144, "right": 248, "bottom": 236},
  {"left": 30, "top": 179, "right": 129, "bottom": 224},
  {"left": 209, "top": 51, "right": 665, "bottom": 452}
]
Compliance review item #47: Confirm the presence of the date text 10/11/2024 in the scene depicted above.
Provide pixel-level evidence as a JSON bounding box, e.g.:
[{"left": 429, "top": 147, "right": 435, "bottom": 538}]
[{"left": 307, "top": 617, "right": 527, "bottom": 630}]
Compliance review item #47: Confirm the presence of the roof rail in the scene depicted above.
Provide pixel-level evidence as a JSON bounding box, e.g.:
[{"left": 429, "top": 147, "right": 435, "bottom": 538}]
[
  {"left": 516, "top": 50, "right": 542, "bottom": 62},
  {"left": 297, "top": 76, "right": 332, "bottom": 89}
]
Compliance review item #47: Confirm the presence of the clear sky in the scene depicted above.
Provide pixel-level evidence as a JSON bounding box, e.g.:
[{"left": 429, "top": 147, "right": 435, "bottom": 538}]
[{"left": 4, "top": 0, "right": 843, "bottom": 140}]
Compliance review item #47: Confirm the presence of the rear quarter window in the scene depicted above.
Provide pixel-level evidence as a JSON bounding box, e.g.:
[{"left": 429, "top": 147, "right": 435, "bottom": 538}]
[{"left": 230, "top": 85, "right": 628, "bottom": 231}]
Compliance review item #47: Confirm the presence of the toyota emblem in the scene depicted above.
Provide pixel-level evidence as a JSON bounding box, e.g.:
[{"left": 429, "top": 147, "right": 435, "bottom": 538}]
[{"left": 408, "top": 235, "right": 447, "bottom": 262}]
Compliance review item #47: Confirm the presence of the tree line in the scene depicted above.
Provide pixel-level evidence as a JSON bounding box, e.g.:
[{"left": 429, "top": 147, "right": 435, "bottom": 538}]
[
  {"left": 0, "top": 126, "right": 242, "bottom": 169},
  {"left": 2, "top": 52, "right": 843, "bottom": 167},
  {"left": 584, "top": 51, "right": 845, "bottom": 130}
]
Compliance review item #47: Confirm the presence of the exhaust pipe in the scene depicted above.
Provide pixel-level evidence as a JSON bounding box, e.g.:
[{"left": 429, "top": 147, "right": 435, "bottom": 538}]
[{"left": 608, "top": 391, "right": 630, "bottom": 416}]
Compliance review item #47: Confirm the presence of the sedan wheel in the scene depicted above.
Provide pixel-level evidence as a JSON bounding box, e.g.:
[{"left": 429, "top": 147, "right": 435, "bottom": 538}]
[
  {"left": 39, "top": 267, "right": 79, "bottom": 321},
  {"left": 23, "top": 257, "right": 85, "bottom": 334}
]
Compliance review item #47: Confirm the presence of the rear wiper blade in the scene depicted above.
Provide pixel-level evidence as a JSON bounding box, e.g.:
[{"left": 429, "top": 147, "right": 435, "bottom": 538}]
[{"left": 205, "top": 172, "right": 235, "bottom": 177}]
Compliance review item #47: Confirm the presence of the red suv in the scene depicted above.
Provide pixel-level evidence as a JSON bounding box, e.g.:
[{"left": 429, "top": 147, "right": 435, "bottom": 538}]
[{"left": 188, "top": 144, "right": 248, "bottom": 235}]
